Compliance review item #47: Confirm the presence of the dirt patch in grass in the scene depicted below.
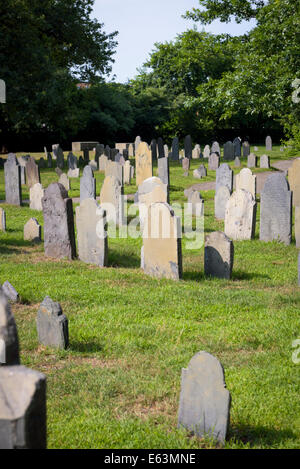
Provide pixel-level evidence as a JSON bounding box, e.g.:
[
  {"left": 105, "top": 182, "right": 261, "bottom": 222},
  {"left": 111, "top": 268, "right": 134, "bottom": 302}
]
[{"left": 114, "top": 394, "right": 177, "bottom": 422}]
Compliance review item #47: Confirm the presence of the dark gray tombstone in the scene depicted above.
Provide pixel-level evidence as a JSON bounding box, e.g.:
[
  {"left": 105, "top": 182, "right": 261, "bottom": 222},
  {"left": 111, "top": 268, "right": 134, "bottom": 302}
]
[
  {"left": 2, "top": 281, "right": 19, "bottom": 303},
  {"left": 233, "top": 137, "right": 241, "bottom": 157},
  {"left": 80, "top": 166, "right": 96, "bottom": 203},
  {"left": 178, "top": 351, "right": 231, "bottom": 444},
  {"left": 37, "top": 296, "right": 69, "bottom": 349},
  {"left": 17, "top": 156, "right": 27, "bottom": 185},
  {"left": 95, "top": 143, "right": 104, "bottom": 164},
  {"left": 184, "top": 135, "right": 192, "bottom": 159},
  {"left": 151, "top": 139, "right": 157, "bottom": 161},
  {"left": 205, "top": 231, "right": 234, "bottom": 278},
  {"left": 157, "top": 137, "right": 164, "bottom": 159},
  {"left": 0, "top": 365, "right": 47, "bottom": 448},
  {"left": 223, "top": 141, "right": 234, "bottom": 161},
  {"left": 242, "top": 141, "right": 250, "bottom": 157},
  {"left": 4, "top": 153, "right": 22, "bottom": 206},
  {"left": 0, "top": 294, "right": 20, "bottom": 366},
  {"left": 216, "top": 163, "right": 233, "bottom": 194},
  {"left": 171, "top": 137, "right": 179, "bottom": 161},
  {"left": 247, "top": 153, "right": 257, "bottom": 168},
  {"left": 158, "top": 157, "right": 169, "bottom": 186},
  {"left": 83, "top": 149, "right": 89, "bottom": 163},
  {"left": 47, "top": 152, "right": 52, "bottom": 168},
  {"left": 42, "top": 183, "right": 76, "bottom": 259},
  {"left": 104, "top": 145, "right": 110, "bottom": 158},
  {"left": 67, "top": 152, "right": 77, "bottom": 170},
  {"left": 56, "top": 145, "right": 64, "bottom": 169},
  {"left": 260, "top": 173, "right": 292, "bottom": 245},
  {"left": 25, "top": 156, "right": 40, "bottom": 189}
]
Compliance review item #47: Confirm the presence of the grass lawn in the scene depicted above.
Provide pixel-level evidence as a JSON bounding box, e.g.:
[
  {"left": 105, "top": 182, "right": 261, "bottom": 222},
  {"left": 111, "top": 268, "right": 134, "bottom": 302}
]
[{"left": 0, "top": 145, "right": 300, "bottom": 449}]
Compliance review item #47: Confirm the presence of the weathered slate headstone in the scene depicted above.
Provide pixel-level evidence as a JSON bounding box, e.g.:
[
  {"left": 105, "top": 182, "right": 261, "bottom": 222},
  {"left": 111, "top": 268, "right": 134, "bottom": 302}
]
[
  {"left": 52, "top": 144, "right": 59, "bottom": 160},
  {"left": 58, "top": 173, "right": 70, "bottom": 191},
  {"left": 142, "top": 202, "right": 182, "bottom": 280},
  {"left": 100, "top": 175, "right": 124, "bottom": 226},
  {"left": 17, "top": 156, "right": 27, "bottom": 184},
  {"left": 38, "top": 158, "right": 46, "bottom": 169},
  {"left": 104, "top": 145, "right": 110, "bottom": 158},
  {"left": 124, "top": 160, "right": 132, "bottom": 185},
  {"left": 150, "top": 139, "right": 157, "bottom": 161},
  {"left": 171, "top": 137, "right": 179, "bottom": 161},
  {"left": 25, "top": 156, "right": 40, "bottom": 189},
  {"left": 260, "top": 154, "right": 270, "bottom": 169},
  {"left": 67, "top": 168, "right": 79, "bottom": 178},
  {"left": 136, "top": 142, "right": 152, "bottom": 186},
  {"left": 163, "top": 144, "right": 169, "bottom": 158},
  {"left": 288, "top": 158, "right": 300, "bottom": 206},
  {"left": 56, "top": 145, "right": 64, "bottom": 169},
  {"left": 225, "top": 189, "right": 256, "bottom": 240},
  {"left": 247, "top": 153, "right": 257, "bottom": 168},
  {"left": 0, "top": 207, "right": 6, "bottom": 231},
  {"left": 214, "top": 186, "right": 231, "bottom": 220},
  {"left": 203, "top": 145, "right": 210, "bottom": 159},
  {"left": 204, "top": 232, "right": 234, "bottom": 279},
  {"left": 158, "top": 157, "right": 169, "bottom": 186},
  {"left": 0, "top": 365, "right": 47, "bottom": 449},
  {"left": 211, "top": 141, "right": 220, "bottom": 155},
  {"left": 24, "top": 218, "right": 41, "bottom": 242},
  {"left": 37, "top": 296, "right": 68, "bottom": 349},
  {"left": 223, "top": 141, "right": 234, "bottom": 161},
  {"left": 47, "top": 151, "right": 52, "bottom": 168},
  {"left": 187, "top": 191, "right": 204, "bottom": 216},
  {"left": 95, "top": 143, "right": 104, "bottom": 164},
  {"left": 4, "top": 154, "right": 22, "bottom": 205},
  {"left": 42, "top": 183, "right": 76, "bottom": 259},
  {"left": 157, "top": 137, "right": 164, "bottom": 159},
  {"left": 233, "top": 137, "right": 241, "bottom": 157},
  {"left": 234, "top": 157, "right": 241, "bottom": 167},
  {"left": 0, "top": 293, "right": 20, "bottom": 365},
  {"left": 266, "top": 136, "right": 272, "bottom": 151},
  {"left": 1, "top": 282, "right": 19, "bottom": 304},
  {"left": 80, "top": 166, "right": 96, "bottom": 202},
  {"left": 182, "top": 157, "right": 190, "bottom": 176},
  {"left": 260, "top": 173, "right": 292, "bottom": 245},
  {"left": 67, "top": 152, "right": 77, "bottom": 170},
  {"left": 216, "top": 164, "right": 233, "bottom": 194},
  {"left": 76, "top": 198, "right": 108, "bottom": 267},
  {"left": 128, "top": 143, "right": 134, "bottom": 157},
  {"left": 235, "top": 168, "right": 256, "bottom": 198},
  {"left": 184, "top": 135, "right": 192, "bottom": 159},
  {"left": 178, "top": 351, "right": 231, "bottom": 444},
  {"left": 208, "top": 153, "right": 220, "bottom": 171},
  {"left": 242, "top": 141, "right": 250, "bottom": 157},
  {"left": 135, "top": 135, "right": 141, "bottom": 154},
  {"left": 105, "top": 160, "right": 123, "bottom": 185}
]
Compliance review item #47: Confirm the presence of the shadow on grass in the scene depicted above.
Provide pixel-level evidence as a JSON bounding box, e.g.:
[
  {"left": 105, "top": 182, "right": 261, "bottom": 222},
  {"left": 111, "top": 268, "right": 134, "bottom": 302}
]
[
  {"left": 229, "top": 423, "right": 297, "bottom": 447},
  {"left": 108, "top": 250, "right": 140, "bottom": 269},
  {"left": 70, "top": 340, "right": 103, "bottom": 354},
  {"left": 232, "top": 270, "right": 271, "bottom": 281}
]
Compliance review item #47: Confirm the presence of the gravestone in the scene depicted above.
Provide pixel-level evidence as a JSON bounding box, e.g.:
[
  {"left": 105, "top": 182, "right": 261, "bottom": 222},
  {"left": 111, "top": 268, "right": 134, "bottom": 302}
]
[
  {"left": 164, "top": 144, "right": 169, "bottom": 158},
  {"left": 138, "top": 177, "right": 168, "bottom": 230},
  {"left": 17, "top": 156, "right": 27, "bottom": 184},
  {"left": 157, "top": 137, "right": 164, "bottom": 159},
  {"left": 295, "top": 206, "right": 300, "bottom": 248},
  {"left": 4, "top": 154, "right": 22, "bottom": 205},
  {"left": 0, "top": 208, "right": 6, "bottom": 231},
  {"left": 89, "top": 160, "right": 98, "bottom": 171},
  {"left": 203, "top": 145, "right": 210, "bottom": 159},
  {"left": 135, "top": 142, "right": 152, "bottom": 186},
  {"left": 100, "top": 175, "right": 124, "bottom": 226},
  {"left": 37, "top": 296, "right": 68, "bottom": 349},
  {"left": 266, "top": 136, "right": 272, "bottom": 151},
  {"left": 215, "top": 164, "right": 233, "bottom": 194},
  {"left": 42, "top": 183, "right": 76, "bottom": 259},
  {"left": 52, "top": 144, "right": 59, "bottom": 160},
  {"left": 67, "top": 152, "right": 77, "bottom": 170},
  {"left": 171, "top": 137, "right": 179, "bottom": 161},
  {"left": 184, "top": 135, "right": 192, "bottom": 159},
  {"left": 80, "top": 166, "right": 96, "bottom": 202},
  {"left": 76, "top": 198, "right": 108, "bottom": 267},
  {"left": 223, "top": 141, "right": 234, "bottom": 161},
  {"left": 95, "top": 143, "right": 104, "bottom": 164},
  {"left": 211, "top": 141, "right": 220, "bottom": 155},
  {"left": 234, "top": 157, "right": 241, "bottom": 167},
  {"left": 247, "top": 153, "right": 257, "bottom": 168},
  {"left": 225, "top": 189, "right": 256, "bottom": 240},
  {"left": 99, "top": 154, "right": 108, "bottom": 172},
  {"left": 233, "top": 137, "right": 241, "bottom": 157},
  {"left": 124, "top": 160, "right": 132, "bottom": 184},
  {"left": 150, "top": 139, "right": 157, "bottom": 161},
  {"left": 25, "top": 156, "right": 40, "bottom": 188},
  {"left": 67, "top": 168, "right": 79, "bottom": 178},
  {"left": 187, "top": 191, "right": 204, "bottom": 217},
  {"left": 158, "top": 157, "right": 169, "bottom": 186},
  {"left": 235, "top": 168, "right": 256, "bottom": 198},
  {"left": 215, "top": 186, "right": 231, "bottom": 220},
  {"left": 122, "top": 149, "right": 129, "bottom": 161},
  {"left": 58, "top": 173, "right": 70, "bottom": 191},
  {"left": 128, "top": 143, "right": 134, "bottom": 157},
  {"left": 38, "top": 158, "right": 46, "bottom": 169},
  {"left": 0, "top": 293, "right": 20, "bottom": 365},
  {"left": 260, "top": 154, "right": 270, "bottom": 169},
  {"left": 242, "top": 141, "right": 250, "bottom": 157},
  {"left": 104, "top": 145, "right": 110, "bottom": 158},
  {"left": 47, "top": 152, "right": 52, "bottom": 168},
  {"left": 182, "top": 157, "right": 190, "bottom": 176},
  {"left": 83, "top": 149, "right": 90, "bottom": 163},
  {"left": 192, "top": 146, "right": 200, "bottom": 159},
  {"left": 193, "top": 168, "right": 202, "bottom": 179},
  {"left": 142, "top": 202, "right": 182, "bottom": 280},
  {"left": 24, "top": 218, "right": 41, "bottom": 243},
  {"left": 178, "top": 351, "right": 231, "bottom": 444},
  {"left": 56, "top": 146, "right": 64, "bottom": 169},
  {"left": 288, "top": 158, "right": 300, "bottom": 206},
  {"left": 204, "top": 231, "right": 234, "bottom": 279},
  {"left": 29, "top": 183, "right": 44, "bottom": 211},
  {"left": 1, "top": 282, "right": 19, "bottom": 304},
  {"left": 105, "top": 160, "right": 123, "bottom": 185},
  {"left": 260, "top": 173, "right": 292, "bottom": 245},
  {"left": 135, "top": 136, "right": 141, "bottom": 154},
  {"left": 208, "top": 153, "right": 220, "bottom": 171},
  {"left": 0, "top": 365, "right": 46, "bottom": 448}
]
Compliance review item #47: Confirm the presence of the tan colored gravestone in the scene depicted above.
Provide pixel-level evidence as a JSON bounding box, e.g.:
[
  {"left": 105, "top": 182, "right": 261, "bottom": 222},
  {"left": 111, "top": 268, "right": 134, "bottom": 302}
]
[
  {"left": 29, "top": 183, "right": 44, "bottom": 211},
  {"left": 99, "top": 154, "right": 108, "bottom": 172},
  {"left": 142, "top": 202, "right": 182, "bottom": 280},
  {"left": 58, "top": 173, "right": 70, "bottom": 191},
  {"left": 0, "top": 207, "right": 6, "bottom": 231},
  {"left": 295, "top": 206, "right": 300, "bottom": 249},
  {"left": 138, "top": 177, "right": 168, "bottom": 230},
  {"left": 204, "top": 231, "right": 234, "bottom": 279},
  {"left": 187, "top": 191, "right": 204, "bottom": 216},
  {"left": 225, "top": 190, "right": 256, "bottom": 240},
  {"left": 105, "top": 160, "right": 123, "bottom": 185},
  {"left": 24, "top": 218, "right": 41, "bottom": 242},
  {"left": 136, "top": 142, "right": 152, "bottom": 186},
  {"left": 124, "top": 160, "right": 132, "bottom": 184},
  {"left": 235, "top": 168, "right": 256, "bottom": 198},
  {"left": 100, "top": 175, "right": 124, "bottom": 226},
  {"left": 288, "top": 158, "right": 300, "bottom": 206}
]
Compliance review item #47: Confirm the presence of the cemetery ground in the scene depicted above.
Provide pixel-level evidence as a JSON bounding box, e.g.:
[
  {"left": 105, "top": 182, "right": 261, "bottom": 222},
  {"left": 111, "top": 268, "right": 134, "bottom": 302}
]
[{"left": 0, "top": 145, "right": 300, "bottom": 449}]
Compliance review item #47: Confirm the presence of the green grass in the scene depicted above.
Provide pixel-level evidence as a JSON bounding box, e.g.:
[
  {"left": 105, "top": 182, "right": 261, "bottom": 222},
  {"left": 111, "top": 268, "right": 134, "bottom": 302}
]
[{"left": 0, "top": 145, "right": 300, "bottom": 449}]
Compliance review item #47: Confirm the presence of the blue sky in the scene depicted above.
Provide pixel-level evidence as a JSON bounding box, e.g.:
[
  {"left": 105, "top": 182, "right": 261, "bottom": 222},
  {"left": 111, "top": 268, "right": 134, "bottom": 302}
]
[{"left": 93, "top": 0, "right": 256, "bottom": 83}]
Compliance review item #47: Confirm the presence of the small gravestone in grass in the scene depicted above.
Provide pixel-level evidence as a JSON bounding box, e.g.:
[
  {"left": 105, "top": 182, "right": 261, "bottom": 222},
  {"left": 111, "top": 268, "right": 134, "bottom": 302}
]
[
  {"left": 208, "top": 153, "right": 220, "bottom": 171},
  {"left": 216, "top": 163, "right": 233, "bottom": 194},
  {"left": 187, "top": 191, "right": 204, "bottom": 217},
  {"left": 30, "top": 183, "right": 44, "bottom": 211},
  {"left": 24, "top": 218, "right": 41, "bottom": 243},
  {"left": 214, "top": 186, "right": 231, "bottom": 220},
  {"left": 235, "top": 168, "right": 256, "bottom": 198},
  {"left": 247, "top": 153, "right": 257, "bottom": 168},
  {"left": 211, "top": 141, "right": 220, "bottom": 155},
  {"left": 204, "top": 231, "right": 234, "bottom": 279},
  {"left": 266, "top": 136, "right": 272, "bottom": 151},
  {"left": 260, "top": 154, "right": 270, "bottom": 169},
  {"left": 37, "top": 296, "right": 69, "bottom": 349},
  {"left": 242, "top": 141, "right": 250, "bottom": 158},
  {"left": 233, "top": 137, "right": 241, "bottom": 157},
  {"left": 58, "top": 173, "right": 70, "bottom": 191},
  {"left": 4, "top": 154, "right": 22, "bottom": 206},
  {"left": 234, "top": 157, "right": 241, "bottom": 167},
  {"left": 0, "top": 293, "right": 20, "bottom": 365},
  {"left": 100, "top": 175, "right": 125, "bottom": 226},
  {"left": 171, "top": 137, "right": 179, "bottom": 161},
  {"left": 182, "top": 157, "right": 190, "bottom": 176},
  {"left": 80, "top": 166, "right": 96, "bottom": 202},
  {"left": 178, "top": 351, "right": 231, "bottom": 445},
  {"left": 223, "top": 141, "right": 234, "bottom": 161},
  {"left": 25, "top": 156, "right": 40, "bottom": 189},
  {"left": 184, "top": 135, "right": 192, "bottom": 159},
  {"left": 192, "top": 146, "right": 201, "bottom": 159},
  {"left": 135, "top": 142, "right": 152, "bottom": 186},
  {"left": 158, "top": 156, "right": 169, "bottom": 186},
  {"left": 225, "top": 189, "right": 256, "bottom": 241},
  {"left": 0, "top": 207, "right": 6, "bottom": 231},
  {"left": 203, "top": 145, "right": 210, "bottom": 159}
]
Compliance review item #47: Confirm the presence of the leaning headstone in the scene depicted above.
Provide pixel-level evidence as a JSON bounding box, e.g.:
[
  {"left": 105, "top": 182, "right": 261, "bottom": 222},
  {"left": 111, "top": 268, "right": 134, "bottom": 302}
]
[
  {"left": 80, "top": 166, "right": 96, "bottom": 203},
  {"left": 42, "top": 183, "right": 76, "bottom": 259},
  {"left": 1, "top": 282, "right": 19, "bottom": 304},
  {"left": 184, "top": 135, "right": 192, "bottom": 159},
  {"left": 25, "top": 156, "right": 40, "bottom": 189},
  {"left": 4, "top": 154, "right": 22, "bottom": 205},
  {"left": 288, "top": 158, "right": 300, "bottom": 206},
  {"left": 216, "top": 164, "right": 233, "bottom": 194},
  {"left": 136, "top": 142, "right": 152, "bottom": 186},
  {"left": 0, "top": 365, "right": 46, "bottom": 448},
  {"left": 233, "top": 137, "right": 241, "bottom": 157},
  {"left": 266, "top": 136, "right": 272, "bottom": 151},
  {"left": 211, "top": 141, "right": 220, "bottom": 155},
  {"left": 247, "top": 153, "right": 257, "bottom": 168},
  {"left": 223, "top": 141, "right": 234, "bottom": 161},
  {"left": 30, "top": 183, "right": 44, "bottom": 211},
  {"left": 158, "top": 157, "right": 169, "bottom": 186},
  {"left": 58, "top": 173, "right": 70, "bottom": 191},
  {"left": 225, "top": 189, "right": 256, "bottom": 240},
  {"left": 100, "top": 175, "right": 124, "bottom": 226},
  {"left": 171, "top": 137, "right": 179, "bottom": 161},
  {"left": 260, "top": 173, "right": 292, "bottom": 245},
  {"left": 37, "top": 296, "right": 68, "bottom": 349},
  {"left": 0, "top": 294, "right": 20, "bottom": 365},
  {"left": 0, "top": 208, "right": 6, "bottom": 231},
  {"left": 178, "top": 351, "right": 231, "bottom": 444},
  {"left": 182, "top": 157, "right": 190, "bottom": 176},
  {"left": 260, "top": 154, "right": 270, "bottom": 169},
  {"left": 234, "top": 157, "right": 241, "bottom": 167},
  {"left": 76, "top": 198, "right": 108, "bottom": 267},
  {"left": 24, "top": 218, "right": 41, "bottom": 243},
  {"left": 204, "top": 231, "right": 234, "bottom": 279},
  {"left": 214, "top": 186, "right": 231, "bottom": 220},
  {"left": 142, "top": 202, "right": 182, "bottom": 280},
  {"left": 187, "top": 191, "right": 204, "bottom": 217},
  {"left": 203, "top": 145, "right": 210, "bottom": 159},
  {"left": 242, "top": 141, "right": 250, "bottom": 157},
  {"left": 208, "top": 153, "right": 220, "bottom": 171},
  {"left": 235, "top": 168, "right": 256, "bottom": 198}
]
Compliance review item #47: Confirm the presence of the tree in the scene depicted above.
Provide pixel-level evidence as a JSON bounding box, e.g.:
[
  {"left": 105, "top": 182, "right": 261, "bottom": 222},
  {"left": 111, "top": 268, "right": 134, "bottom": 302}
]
[{"left": 184, "top": 0, "right": 265, "bottom": 24}]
